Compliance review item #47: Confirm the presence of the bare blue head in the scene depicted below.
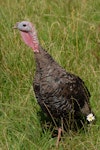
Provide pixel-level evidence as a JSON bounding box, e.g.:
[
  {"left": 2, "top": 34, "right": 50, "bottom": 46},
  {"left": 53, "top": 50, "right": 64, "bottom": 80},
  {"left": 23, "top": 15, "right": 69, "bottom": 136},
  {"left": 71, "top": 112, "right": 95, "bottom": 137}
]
[{"left": 14, "top": 21, "right": 33, "bottom": 32}]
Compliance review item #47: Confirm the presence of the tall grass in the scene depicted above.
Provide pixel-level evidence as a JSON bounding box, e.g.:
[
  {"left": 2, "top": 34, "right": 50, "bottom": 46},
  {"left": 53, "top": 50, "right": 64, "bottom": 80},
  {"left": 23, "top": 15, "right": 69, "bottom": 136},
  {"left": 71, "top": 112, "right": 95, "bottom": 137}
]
[{"left": 0, "top": 0, "right": 100, "bottom": 149}]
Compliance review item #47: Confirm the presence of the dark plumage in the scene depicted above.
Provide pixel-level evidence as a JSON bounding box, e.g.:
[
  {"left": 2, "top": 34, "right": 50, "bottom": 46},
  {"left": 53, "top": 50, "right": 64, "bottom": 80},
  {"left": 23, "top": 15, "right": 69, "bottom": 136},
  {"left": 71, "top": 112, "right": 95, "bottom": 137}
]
[
  {"left": 14, "top": 21, "right": 95, "bottom": 146},
  {"left": 34, "top": 46, "right": 91, "bottom": 120}
]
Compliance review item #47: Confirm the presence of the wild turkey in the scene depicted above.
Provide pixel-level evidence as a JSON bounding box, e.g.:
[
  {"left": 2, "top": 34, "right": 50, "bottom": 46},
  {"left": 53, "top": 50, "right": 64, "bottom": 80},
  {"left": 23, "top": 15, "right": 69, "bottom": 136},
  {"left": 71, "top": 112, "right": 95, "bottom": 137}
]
[{"left": 14, "top": 21, "right": 95, "bottom": 146}]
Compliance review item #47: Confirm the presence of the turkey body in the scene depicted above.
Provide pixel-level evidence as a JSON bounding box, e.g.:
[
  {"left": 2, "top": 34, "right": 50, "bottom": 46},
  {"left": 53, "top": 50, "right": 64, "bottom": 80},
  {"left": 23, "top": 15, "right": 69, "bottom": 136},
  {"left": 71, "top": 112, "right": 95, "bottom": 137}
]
[
  {"left": 33, "top": 46, "right": 91, "bottom": 127},
  {"left": 14, "top": 20, "right": 95, "bottom": 146}
]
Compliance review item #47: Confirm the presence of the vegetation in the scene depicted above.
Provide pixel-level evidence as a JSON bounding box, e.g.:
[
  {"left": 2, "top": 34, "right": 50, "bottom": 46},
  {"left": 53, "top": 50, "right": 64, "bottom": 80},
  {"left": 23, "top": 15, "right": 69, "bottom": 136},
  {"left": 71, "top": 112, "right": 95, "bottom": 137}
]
[{"left": 0, "top": 0, "right": 100, "bottom": 149}]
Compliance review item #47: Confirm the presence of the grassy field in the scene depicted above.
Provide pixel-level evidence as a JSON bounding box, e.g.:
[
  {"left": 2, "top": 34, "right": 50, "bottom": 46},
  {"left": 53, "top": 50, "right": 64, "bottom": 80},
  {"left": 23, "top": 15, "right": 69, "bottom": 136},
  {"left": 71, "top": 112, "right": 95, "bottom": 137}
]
[{"left": 0, "top": 0, "right": 100, "bottom": 149}]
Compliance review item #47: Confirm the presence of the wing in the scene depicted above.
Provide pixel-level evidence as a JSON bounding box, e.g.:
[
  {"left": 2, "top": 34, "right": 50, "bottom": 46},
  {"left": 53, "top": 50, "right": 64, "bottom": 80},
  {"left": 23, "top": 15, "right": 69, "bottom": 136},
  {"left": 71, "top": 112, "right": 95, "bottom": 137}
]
[{"left": 49, "top": 73, "right": 91, "bottom": 118}]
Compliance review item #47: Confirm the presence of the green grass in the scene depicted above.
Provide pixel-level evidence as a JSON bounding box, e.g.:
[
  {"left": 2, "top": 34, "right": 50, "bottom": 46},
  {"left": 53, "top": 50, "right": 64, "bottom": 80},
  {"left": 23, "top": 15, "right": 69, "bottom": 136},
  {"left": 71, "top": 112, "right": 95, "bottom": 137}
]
[{"left": 0, "top": 0, "right": 100, "bottom": 149}]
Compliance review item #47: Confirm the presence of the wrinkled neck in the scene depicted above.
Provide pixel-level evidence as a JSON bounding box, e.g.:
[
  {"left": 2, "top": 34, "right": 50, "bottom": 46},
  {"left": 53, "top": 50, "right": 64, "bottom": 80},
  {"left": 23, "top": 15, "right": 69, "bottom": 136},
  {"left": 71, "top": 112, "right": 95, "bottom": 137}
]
[
  {"left": 20, "top": 27, "right": 39, "bottom": 53},
  {"left": 29, "top": 31, "right": 39, "bottom": 53}
]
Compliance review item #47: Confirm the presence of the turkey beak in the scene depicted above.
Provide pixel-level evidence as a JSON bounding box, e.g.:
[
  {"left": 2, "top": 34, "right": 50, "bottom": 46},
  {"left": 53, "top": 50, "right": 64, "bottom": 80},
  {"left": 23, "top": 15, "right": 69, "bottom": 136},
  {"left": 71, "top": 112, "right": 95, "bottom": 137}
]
[{"left": 13, "top": 22, "right": 19, "bottom": 29}]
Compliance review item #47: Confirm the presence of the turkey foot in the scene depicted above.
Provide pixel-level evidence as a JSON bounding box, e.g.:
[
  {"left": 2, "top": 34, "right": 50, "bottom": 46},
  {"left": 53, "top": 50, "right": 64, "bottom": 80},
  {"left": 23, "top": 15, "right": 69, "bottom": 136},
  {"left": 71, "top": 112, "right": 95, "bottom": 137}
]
[{"left": 56, "top": 127, "right": 62, "bottom": 148}]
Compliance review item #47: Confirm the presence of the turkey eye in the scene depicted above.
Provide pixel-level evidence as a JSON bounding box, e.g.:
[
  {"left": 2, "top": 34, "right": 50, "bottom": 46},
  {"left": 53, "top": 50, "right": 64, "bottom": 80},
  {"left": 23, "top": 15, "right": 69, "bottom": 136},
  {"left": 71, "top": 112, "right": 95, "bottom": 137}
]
[{"left": 23, "top": 24, "right": 26, "bottom": 27}]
